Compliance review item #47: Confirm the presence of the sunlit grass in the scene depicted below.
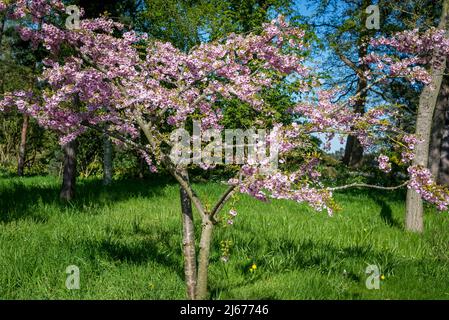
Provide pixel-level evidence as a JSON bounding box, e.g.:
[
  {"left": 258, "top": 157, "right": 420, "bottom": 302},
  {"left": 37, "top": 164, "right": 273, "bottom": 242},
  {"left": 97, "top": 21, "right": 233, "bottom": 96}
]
[{"left": 0, "top": 175, "right": 448, "bottom": 299}]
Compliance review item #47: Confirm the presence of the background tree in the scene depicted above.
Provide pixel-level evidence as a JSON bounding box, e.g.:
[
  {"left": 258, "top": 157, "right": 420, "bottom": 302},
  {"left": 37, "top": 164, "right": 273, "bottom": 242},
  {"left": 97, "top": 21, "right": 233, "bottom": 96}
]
[
  {"left": 405, "top": 0, "right": 449, "bottom": 232},
  {"left": 0, "top": 2, "right": 56, "bottom": 177}
]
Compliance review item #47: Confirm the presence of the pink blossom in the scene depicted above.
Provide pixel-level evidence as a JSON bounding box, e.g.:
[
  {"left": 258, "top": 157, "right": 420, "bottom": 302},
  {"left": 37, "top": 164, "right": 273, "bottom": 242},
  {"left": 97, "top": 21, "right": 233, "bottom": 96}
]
[{"left": 378, "top": 155, "right": 392, "bottom": 173}]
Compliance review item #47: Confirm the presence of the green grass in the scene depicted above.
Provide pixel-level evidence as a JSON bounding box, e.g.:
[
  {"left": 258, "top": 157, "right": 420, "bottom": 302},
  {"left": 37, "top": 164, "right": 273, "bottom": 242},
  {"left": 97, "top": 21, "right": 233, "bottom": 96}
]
[{"left": 0, "top": 175, "right": 448, "bottom": 299}]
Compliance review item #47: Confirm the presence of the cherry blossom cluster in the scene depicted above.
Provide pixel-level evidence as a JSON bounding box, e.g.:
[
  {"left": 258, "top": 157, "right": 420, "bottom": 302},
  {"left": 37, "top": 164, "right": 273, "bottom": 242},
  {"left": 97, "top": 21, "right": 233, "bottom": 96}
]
[
  {"left": 407, "top": 166, "right": 449, "bottom": 211},
  {"left": 400, "top": 134, "right": 420, "bottom": 163},
  {"left": 364, "top": 27, "right": 449, "bottom": 84},
  {"left": 378, "top": 155, "right": 392, "bottom": 173},
  {"left": 228, "top": 168, "right": 334, "bottom": 215},
  {"left": 0, "top": 0, "right": 64, "bottom": 20}
]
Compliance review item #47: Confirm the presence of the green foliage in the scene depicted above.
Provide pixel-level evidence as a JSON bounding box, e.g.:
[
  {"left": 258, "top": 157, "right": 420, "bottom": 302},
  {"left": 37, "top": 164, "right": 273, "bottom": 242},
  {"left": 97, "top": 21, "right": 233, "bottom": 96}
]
[
  {"left": 0, "top": 8, "right": 61, "bottom": 176},
  {"left": 112, "top": 148, "right": 142, "bottom": 180},
  {"left": 0, "top": 113, "right": 59, "bottom": 176},
  {"left": 136, "top": 0, "right": 297, "bottom": 51}
]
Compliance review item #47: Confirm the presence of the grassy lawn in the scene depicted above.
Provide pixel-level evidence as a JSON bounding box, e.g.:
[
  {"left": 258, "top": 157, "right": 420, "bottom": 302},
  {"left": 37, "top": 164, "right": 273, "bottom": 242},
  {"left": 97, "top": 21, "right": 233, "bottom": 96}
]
[{"left": 0, "top": 175, "right": 448, "bottom": 299}]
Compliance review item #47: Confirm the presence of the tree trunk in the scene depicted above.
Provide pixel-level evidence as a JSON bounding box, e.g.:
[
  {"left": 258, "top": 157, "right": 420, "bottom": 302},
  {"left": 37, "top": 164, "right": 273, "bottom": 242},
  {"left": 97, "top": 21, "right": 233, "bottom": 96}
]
[
  {"left": 342, "top": 134, "right": 364, "bottom": 168},
  {"left": 405, "top": 190, "right": 424, "bottom": 232},
  {"left": 60, "top": 139, "right": 77, "bottom": 201},
  {"left": 438, "top": 116, "right": 449, "bottom": 185},
  {"left": 342, "top": 74, "right": 367, "bottom": 168},
  {"left": 103, "top": 130, "right": 113, "bottom": 185},
  {"left": 195, "top": 218, "right": 214, "bottom": 300},
  {"left": 429, "top": 66, "right": 449, "bottom": 182},
  {"left": 138, "top": 154, "right": 145, "bottom": 179},
  {"left": 342, "top": 24, "right": 369, "bottom": 168},
  {"left": 17, "top": 114, "right": 29, "bottom": 177},
  {"left": 0, "top": 15, "right": 5, "bottom": 92},
  {"left": 405, "top": 0, "right": 449, "bottom": 232},
  {"left": 179, "top": 170, "right": 197, "bottom": 300},
  {"left": 429, "top": 89, "right": 446, "bottom": 179},
  {"left": 138, "top": 118, "right": 219, "bottom": 300},
  {"left": 0, "top": 15, "right": 5, "bottom": 53}
]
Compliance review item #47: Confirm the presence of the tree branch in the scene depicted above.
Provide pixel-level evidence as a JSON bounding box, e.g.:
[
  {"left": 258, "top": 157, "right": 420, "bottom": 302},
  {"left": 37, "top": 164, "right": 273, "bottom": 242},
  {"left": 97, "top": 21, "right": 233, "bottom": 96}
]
[
  {"left": 327, "top": 181, "right": 409, "bottom": 191},
  {"left": 210, "top": 185, "right": 237, "bottom": 221}
]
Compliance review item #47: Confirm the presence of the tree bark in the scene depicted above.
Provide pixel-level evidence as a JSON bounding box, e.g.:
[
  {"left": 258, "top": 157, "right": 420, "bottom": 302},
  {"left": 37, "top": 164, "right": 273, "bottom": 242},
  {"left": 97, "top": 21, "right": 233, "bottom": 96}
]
[
  {"left": 195, "top": 218, "right": 214, "bottom": 300},
  {"left": 429, "top": 67, "right": 449, "bottom": 182},
  {"left": 60, "top": 139, "right": 77, "bottom": 201},
  {"left": 17, "top": 114, "right": 29, "bottom": 177},
  {"left": 429, "top": 91, "right": 446, "bottom": 178},
  {"left": 438, "top": 116, "right": 449, "bottom": 185},
  {"left": 342, "top": 133, "right": 364, "bottom": 168},
  {"left": 342, "top": 16, "right": 369, "bottom": 168},
  {"left": 138, "top": 153, "right": 145, "bottom": 179},
  {"left": 103, "top": 129, "right": 113, "bottom": 185},
  {"left": 179, "top": 170, "right": 197, "bottom": 300},
  {"left": 405, "top": 0, "right": 449, "bottom": 232},
  {"left": 0, "top": 14, "right": 5, "bottom": 53},
  {"left": 342, "top": 73, "right": 367, "bottom": 168}
]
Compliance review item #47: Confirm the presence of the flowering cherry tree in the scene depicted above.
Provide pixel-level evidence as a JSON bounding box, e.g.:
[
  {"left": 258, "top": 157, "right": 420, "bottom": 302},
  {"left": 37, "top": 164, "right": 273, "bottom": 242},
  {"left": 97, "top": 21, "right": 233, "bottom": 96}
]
[{"left": 1, "top": 0, "right": 449, "bottom": 299}]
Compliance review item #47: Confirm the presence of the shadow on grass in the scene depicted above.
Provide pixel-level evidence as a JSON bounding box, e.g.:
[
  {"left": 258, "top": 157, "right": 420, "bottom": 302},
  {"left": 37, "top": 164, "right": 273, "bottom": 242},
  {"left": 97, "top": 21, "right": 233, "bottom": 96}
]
[
  {"left": 80, "top": 227, "right": 185, "bottom": 281},
  {"left": 335, "top": 188, "right": 404, "bottom": 229},
  {"left": 0, "top": 175, "right": 175, "bottom": 224},
  {"left": 209, "top": 235, "right": 401, "bottom": 297},
  {"left": 334, "top": 187, "right": 407, "bottom": 201},
  {"left": 258, "top": 238, "right": 384, "bottom": 278},
  {"left": 375, "top": 198, "right": 402, "bottom": 229}
]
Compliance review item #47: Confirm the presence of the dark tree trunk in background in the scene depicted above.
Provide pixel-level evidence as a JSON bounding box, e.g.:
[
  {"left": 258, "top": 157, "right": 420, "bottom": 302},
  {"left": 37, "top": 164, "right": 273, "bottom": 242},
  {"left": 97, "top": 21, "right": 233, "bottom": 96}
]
[
  {"left": 179, "top": 170, "right": 197, "bottom": 300},
  {"left": 60, "top": 139, "right": 77, "bottom": 201},
  {"left": 439, "top": 122, "right": 449, "bottom": 185},
  {"left": 17, "top": 114, "right": 29, "bottom": 176},
  {"left": 342, "top": 131, "right": 364, "bottom": 168},
  {"left": 0, "top": 15, "right": 5, "bottom": 52},
  {"left": 0, "top": 15, "right": 5, "bottom": 93},
  {"left": 103, "top": 129, "right": 113, "bottom": 185},
  {"left": 342, "top": 71, "right": 367, "bottom": 168},
  {"left": 138, "top": 155, "right": 145, "bottom": 179},
  {"left": 342, "top": 7, "right": 370, "bottom": 169},
  {"left": 429, "top": 93, "right": 445, "bottom": 178},
  {"left": 429, "top": 66, "right": 449, "bottom": 182}
]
